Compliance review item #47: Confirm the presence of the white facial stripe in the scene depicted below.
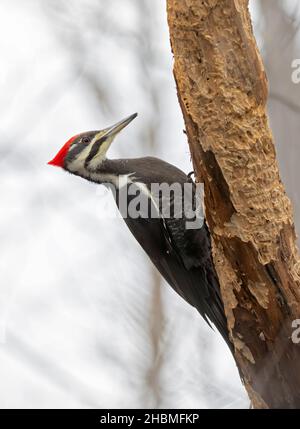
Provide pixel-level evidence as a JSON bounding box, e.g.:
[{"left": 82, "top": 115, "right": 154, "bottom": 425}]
[
  {"left": 67, "top": 130, "right": 118, "bottom": 176},
  {"left": 68, "top": 144, "right": 92, "bottom": 173},
  {"left": 68, "top": 132, "right": 102, "bottom": 172},
  {"left": 88, "top": 136, "right": 113, "bottom": 170},
  {"left": 90, "top": 132, "right": 101, "bottom": 146}
]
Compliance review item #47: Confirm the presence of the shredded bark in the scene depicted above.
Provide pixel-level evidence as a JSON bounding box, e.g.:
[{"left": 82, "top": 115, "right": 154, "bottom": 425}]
[{"left": 167, "top": 0, "right": 300, "bottom": 408}]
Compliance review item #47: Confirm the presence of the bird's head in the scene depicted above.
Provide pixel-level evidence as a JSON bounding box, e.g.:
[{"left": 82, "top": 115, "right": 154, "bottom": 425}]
[{"left": 48, "top": 113, "right": 137, "bottom": 174}]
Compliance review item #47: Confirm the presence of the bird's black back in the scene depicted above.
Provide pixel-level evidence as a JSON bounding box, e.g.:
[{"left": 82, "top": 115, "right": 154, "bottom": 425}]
[{"left": 104, "top": 157, "right": 232, "bottom": 349}]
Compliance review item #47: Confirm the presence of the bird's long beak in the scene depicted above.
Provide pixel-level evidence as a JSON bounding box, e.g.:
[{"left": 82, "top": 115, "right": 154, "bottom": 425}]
[{"left": 101, "top": 113, "right": 138, "bottom": 140}]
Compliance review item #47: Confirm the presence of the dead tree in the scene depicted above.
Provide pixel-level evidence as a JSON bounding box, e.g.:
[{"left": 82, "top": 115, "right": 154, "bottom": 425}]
[{"left": 167, "top": 0, "right": 300, "bottom": 408}]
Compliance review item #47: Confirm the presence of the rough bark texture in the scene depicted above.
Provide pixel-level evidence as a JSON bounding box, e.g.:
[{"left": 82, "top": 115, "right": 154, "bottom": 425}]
[{"left": 167, "top": 0, "right": 300, "bottom": 408}]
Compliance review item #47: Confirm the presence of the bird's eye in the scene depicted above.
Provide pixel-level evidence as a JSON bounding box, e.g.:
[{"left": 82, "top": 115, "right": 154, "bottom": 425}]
[{"left": 82, "top": 136, "right": 90, "bottom": 144}]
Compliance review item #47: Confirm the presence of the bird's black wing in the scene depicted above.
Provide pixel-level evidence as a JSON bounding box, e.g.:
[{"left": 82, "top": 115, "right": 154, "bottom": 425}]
[
  {"left": 121, "top": 191, "right": 230, "bottom": 348},
  {"left": 113, "top": 157, "right": 231, "bottom": 348},
  {"left": 161, "top": 218, "right": 230, "bottom": 347}
]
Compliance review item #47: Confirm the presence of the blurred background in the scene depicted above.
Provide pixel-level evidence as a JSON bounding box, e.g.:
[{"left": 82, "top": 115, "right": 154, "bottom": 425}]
[{"left": 0, "top": 0, "right": 299, "bottom": 409}]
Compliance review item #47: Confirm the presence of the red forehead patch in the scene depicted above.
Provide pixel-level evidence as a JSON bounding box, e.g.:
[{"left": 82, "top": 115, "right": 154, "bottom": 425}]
[{"left": 48, "top": 135, "right": 79, "bottom": 167}]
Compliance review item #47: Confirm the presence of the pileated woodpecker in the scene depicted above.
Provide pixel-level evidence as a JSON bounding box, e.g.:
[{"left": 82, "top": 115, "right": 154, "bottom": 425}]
[{"left": 48, "top": 113, "right": 231, "bottom": 349}]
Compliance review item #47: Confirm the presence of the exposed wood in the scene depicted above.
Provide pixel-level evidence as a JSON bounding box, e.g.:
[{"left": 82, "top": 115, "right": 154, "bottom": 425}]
[{"left": 167, "top": 0, "right": 300, "bottom": 408}]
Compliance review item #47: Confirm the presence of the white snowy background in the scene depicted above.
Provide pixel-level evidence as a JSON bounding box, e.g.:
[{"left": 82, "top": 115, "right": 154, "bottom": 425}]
[{"left": 0, "top": 0, "right": 299, "bottom": 408}]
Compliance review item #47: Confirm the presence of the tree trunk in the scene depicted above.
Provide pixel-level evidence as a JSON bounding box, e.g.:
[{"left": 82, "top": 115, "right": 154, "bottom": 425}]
[{"left": 167, "top": 0, "right": 300, "bottom": 409}]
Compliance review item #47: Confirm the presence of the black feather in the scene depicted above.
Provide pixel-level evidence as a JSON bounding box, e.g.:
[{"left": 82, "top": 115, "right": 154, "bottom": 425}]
[{"left": 103, "top": 157, "right": 232, "bottom": 350}]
